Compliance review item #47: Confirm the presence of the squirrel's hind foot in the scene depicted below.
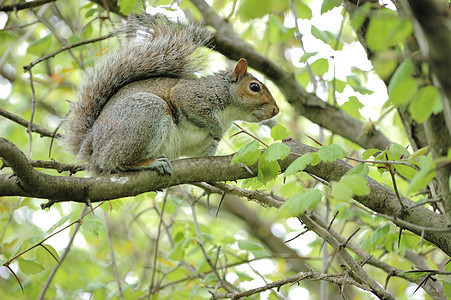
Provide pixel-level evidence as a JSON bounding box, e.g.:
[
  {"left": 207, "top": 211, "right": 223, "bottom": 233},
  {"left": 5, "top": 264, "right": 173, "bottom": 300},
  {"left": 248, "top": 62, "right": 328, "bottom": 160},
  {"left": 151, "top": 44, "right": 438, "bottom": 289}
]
[{"left": 123, "top": 157, "right": 173, "bottom": 175}]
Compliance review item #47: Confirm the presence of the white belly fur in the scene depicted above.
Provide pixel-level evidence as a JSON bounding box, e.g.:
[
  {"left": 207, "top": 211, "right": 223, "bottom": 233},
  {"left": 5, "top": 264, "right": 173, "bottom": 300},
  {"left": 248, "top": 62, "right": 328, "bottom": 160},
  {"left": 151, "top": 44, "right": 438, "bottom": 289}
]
[
  {"left": 156, "top": 118, "right": 213, "bottom": 159},
  {"left": 150, "top": 106, "right": 240, "bottom": 160}
]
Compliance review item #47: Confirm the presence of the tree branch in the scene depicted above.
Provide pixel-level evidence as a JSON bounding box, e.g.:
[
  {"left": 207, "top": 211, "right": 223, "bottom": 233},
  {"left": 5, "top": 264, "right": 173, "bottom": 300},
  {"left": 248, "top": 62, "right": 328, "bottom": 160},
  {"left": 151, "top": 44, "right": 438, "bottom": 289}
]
[
  {"left": 0, "top": 0, "right": 57, "bottom": 12},
  {"left": 300, "top": 213, "right": 395, "bottom": 300},
  {"left": 402, "top": 0, "right": 451, "bottom": 103},
  {"left": 1, "top": 136, "right": 450, "bottom": 255},
  {"left": 0, "top": 108, "right": 61, "bottom": 139},
  {"left": 210, "top": 271, "right": 369, "bottom": 300}
]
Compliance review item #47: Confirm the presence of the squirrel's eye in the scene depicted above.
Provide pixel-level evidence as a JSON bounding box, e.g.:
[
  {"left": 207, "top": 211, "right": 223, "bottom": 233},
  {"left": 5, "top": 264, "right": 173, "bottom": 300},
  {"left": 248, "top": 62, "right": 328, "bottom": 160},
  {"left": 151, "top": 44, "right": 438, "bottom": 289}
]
[{"left": 249, "top": 82, "right": 261, "bottom": 92}]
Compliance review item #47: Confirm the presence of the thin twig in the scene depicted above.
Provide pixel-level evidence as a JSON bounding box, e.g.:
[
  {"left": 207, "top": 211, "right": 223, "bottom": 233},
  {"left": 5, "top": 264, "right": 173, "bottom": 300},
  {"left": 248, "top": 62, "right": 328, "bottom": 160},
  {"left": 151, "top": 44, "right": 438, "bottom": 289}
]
[
  {"left": 38, "top": 206, "right": 87, "bottom": 300},
  {"left": 23, "top": 32, "right": 115, "bottom": 71},
  {"left": 386, "top": 153, "right": 407, "bottom": 210},
  {"left": 232, "top": 122, "right": 268, "bottom": 147},
  {"left": 187, "top": 192, "right": 237, "bottom": 293},
  {"left": 3, "top": 202, "right": 103, "bottom": 267},
  {"left": 210, "top": 271, "right": 368, "bottom": 300},
  {"left": 104, "top": 211, "right": 124, "bottom": 300},
  {"left": 0, "top": 108, "right": 62, "bottom": 139},
  {"left": 26, "top": 69, "right": 36, "bottom": 159},
  {"left": 148, "top": 189, "right": 170, "bottom": 297}
]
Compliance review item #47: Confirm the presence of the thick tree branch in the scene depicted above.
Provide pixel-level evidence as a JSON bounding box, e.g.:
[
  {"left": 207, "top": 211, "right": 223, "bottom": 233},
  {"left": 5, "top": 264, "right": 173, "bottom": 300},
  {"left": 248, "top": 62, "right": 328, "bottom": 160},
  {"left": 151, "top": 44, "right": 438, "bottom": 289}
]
[
  {"left": 400, "top": 0, "right": 451, "bottom": 224},
  {"left": 189, "top": 0, "right": 392, "bottom": 151},
  {"left": 1, "top": 137, "right": 450, "bottom": 256},
  {"left": 402, "top": 0, "right": 451, "bottom": 103},
  {"left": 344, "top": 0, "right": 451, "bottom": 224}
]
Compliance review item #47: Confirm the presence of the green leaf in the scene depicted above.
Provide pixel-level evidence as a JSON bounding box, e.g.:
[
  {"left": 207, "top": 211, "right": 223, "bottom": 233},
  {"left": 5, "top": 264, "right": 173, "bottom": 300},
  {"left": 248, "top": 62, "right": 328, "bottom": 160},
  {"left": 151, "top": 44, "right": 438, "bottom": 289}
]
[
  {"left": 332, "top": 78, "right": 347, "bottom": 93},
  {"left": 271, "top": 124, "right": 290, "bottom": 141},
  {"left": 257, "top": 155, "right": 280, "bottom": 183},
  {"left": 36, "top": 244, "right": 59, "bottom": 267},
  {"left": 231, "top": 140, "right": 261, "bottom": 166},
  {"left": 409, "top": 146, "right": 429, "bottom": 161},
  {"left": 331, "top": 182, "right": 353, "bottom": 201},
  {"left": 321, "top": 0, "right": 342, "bottom": 14},
  {"left": 318, "top": 144, "right": 347, "bottom": 162},
  {"left": 27, "top": 34, "right": 53, "bottom": 55},
  {"left": 362, "top": 149, "right": 379, "bottom": 160},
  {"left": 346, "top": 75, "right": 373, "bottom": 95},
  {"left": 296, "top": 69, "right": 311, "bottom": 88},
  {"left": 284, "top": 153, "right": 313, "bottom": 177},
  {"left": 18, "top": 259, "right": 45, "bottom": 274},
  {"left": 252, "top": 250, "right": 272, "bottom": 259},
  {"left": 237, "top": 240, "right": 264, "bottom": 251},
  {"left": 389, "top": 77, "right": 418, "bottom": 107},
  {"left": 340, "top": 96, "right": 363, "bottom": 119},
  {"left": 27, "top": 232, "right": 46, "bottom": 244},
  {"left": 442, "top": 281, "right": 451, "bottom": 298},
  {"left": 82, "top": 218, "right": 103, "bottom": 237},
  {"left": 299, "top": 51, "right": 318, "bottom": 63},
  {"left": 47, "top": 213, "right": 74, "bottom": 233},
  {"left": 264, "top": 143, "right": 291, "bottom": 162},
  {"left": 449, "top": 176, "right": 451, "bottom": 200},
  {"left": 311, "top": 26, "right": 343, "bottom": 50},
  {"left": 372, "top": 50, "right": 399, "bottom": 80},
  {"left": 85, "top": 282, "right": 106, "bottom": 293},
  {"left": 387, "top": 18, "right": 413, "bottom": 45},
  {"left": 81, "top": 22, "right": 94, "bottom": 40},
  {"left": 238, "top": 0, "right": 289, "bottom": 21},
  {"left": 388, "top": 59, "right": 413, "bottom": 95},
  {"left": 169, "top": 240, "right": 185, "bottom": 261},
  {"left": 277, "top": 189, "right": 322, "bottom": 218},
  {"left": 370, "top": 224, "right": 390, "bottom": 245},
  {"left": 117, "top": 0, "right": 144, "bottom": 14},
  {"left": 311, "top": 26, "right": 329, "bottom": 46},
  {"left": 266, "top": 16, "right": 296, "bottom": 43},
  {"left": 366, "top": 9, "right": 405, "bottom": 51},
  {"left": 311, "top": 58, "right": 329, "bottom": 76},
  {"left": 407, "top": 156, "right": 436, "bottom": 194},
  {"left": 67, "top": 34, "right": 82, "bottom": 45},
  {"left": 296, "top": 0, "right": 313, "bottom": 20},
  {"left": 311, "top": 152, "right": 321, "bottom": 166},
  {"left": 396, "top": 164, "right": 416, "bottom": 180},
  {"left": 409, "top": 85, "right": 442, "bottom": 123},
  {"left": 236, "top": 271, "right": 254, "bottom": 281},
  {"left": 0, "top": 31, "right": 15, "bottom": 45},
  {"left": 340, "top": 175, "right": 370, "bottom": 196},
  {"left": 345, "top": 163, "right": 369, "bottom": 177},
  {"left": 388, "top": 143, "right": 410, "bottom": 159}
]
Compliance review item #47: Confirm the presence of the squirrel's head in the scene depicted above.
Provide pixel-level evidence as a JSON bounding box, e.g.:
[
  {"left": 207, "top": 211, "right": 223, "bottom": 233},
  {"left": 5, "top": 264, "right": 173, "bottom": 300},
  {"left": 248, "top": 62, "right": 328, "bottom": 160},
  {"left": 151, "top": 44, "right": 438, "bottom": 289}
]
[{"left": 230, "top": 58, "right": 279, "bottom": 122}]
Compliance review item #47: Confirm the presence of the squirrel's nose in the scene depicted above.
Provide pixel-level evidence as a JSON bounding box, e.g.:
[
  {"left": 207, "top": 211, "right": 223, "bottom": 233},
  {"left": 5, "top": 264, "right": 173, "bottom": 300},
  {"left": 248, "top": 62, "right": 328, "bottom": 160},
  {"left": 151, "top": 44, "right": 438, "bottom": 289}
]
[{"left": 272, "top": 105, "right": 279, "bottom": 117}]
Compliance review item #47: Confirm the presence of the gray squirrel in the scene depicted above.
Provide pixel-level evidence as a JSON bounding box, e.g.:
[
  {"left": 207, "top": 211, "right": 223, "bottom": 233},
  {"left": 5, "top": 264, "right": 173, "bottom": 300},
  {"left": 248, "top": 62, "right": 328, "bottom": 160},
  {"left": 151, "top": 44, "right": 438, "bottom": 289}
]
[{"left": 64, "top": 14, "right": 279, "bottom": 175}]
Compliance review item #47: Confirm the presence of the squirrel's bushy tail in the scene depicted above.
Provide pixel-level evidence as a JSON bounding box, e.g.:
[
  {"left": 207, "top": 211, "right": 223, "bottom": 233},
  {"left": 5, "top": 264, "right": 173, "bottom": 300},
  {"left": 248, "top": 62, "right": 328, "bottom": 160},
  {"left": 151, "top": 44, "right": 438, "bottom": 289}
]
[{"left": 64, "top": 14, "right": 212, "bottom": 156}]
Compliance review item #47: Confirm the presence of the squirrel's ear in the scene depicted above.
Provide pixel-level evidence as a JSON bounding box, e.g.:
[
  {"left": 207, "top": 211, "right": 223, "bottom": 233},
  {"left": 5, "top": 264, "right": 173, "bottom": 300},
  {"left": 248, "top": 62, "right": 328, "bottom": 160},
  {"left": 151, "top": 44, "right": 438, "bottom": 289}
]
[{"left": 231, "top": 58, "right": 248, "bottom": 82}]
